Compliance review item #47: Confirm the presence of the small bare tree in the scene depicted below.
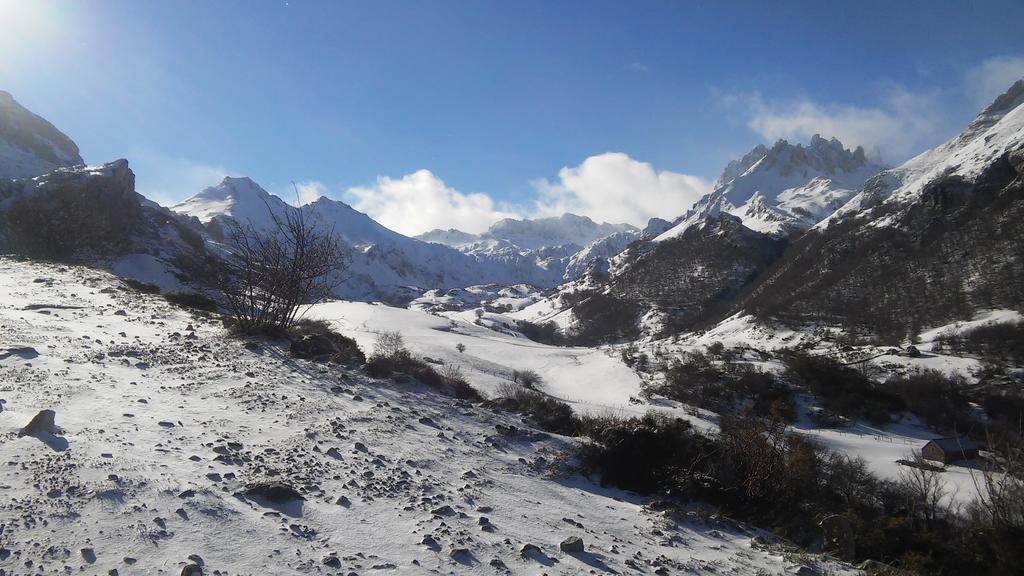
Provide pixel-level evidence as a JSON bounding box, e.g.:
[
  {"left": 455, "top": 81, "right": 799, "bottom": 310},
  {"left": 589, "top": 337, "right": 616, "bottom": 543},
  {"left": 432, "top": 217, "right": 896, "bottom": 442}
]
[
  {"left": 214, "top": 191, "right": 349, "bottom": 335},
  {"left": 898, "top": 453, "right": 952, "bottom": 525},
  {"left": 372, "top": 330, "right": 409, "bottom": 362},
  {"left": 969, "top": 437, "right": 1024, "bottom": 529}
]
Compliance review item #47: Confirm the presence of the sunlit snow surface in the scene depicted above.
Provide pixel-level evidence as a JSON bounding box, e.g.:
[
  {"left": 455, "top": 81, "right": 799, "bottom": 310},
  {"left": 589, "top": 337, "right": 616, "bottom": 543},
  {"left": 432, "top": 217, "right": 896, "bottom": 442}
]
[{"left": 0, "top": 257, "right": 860, "bottom": 575}]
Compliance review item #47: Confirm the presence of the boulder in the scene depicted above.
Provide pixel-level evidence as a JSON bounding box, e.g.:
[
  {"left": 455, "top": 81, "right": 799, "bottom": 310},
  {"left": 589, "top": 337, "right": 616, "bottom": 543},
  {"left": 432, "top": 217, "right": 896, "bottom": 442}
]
[
  {"left": 519, "top": 543, "right": 542, "bottom": 557},
  {"left": 559, "top": 536, "right": 584, "bottom": 553},
  {"left": 18, "top": 409, "right": 57, "bottom": 437},
  {"left": 244, "top": 481, "right": 304, "bottom": 502}
]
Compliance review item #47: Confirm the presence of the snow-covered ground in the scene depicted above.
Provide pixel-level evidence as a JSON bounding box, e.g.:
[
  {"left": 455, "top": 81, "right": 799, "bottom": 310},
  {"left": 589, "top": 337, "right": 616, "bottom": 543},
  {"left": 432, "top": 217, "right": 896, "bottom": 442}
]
[
  {"left": 631, "top": 311, "right": 1019, "bottom": 507},
  {"left": 309, "top": 301, "right": 644, "bottom": 413},
  {"left": 0, "top": 258, "right": 860, "bottom": 575}
]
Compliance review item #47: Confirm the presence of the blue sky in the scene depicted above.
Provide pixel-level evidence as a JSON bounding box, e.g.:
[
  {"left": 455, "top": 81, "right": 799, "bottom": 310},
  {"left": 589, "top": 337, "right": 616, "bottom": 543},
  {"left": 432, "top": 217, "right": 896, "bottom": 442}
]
[{"left": 2, "top": 0, "right": 1023, "bottom": 234}]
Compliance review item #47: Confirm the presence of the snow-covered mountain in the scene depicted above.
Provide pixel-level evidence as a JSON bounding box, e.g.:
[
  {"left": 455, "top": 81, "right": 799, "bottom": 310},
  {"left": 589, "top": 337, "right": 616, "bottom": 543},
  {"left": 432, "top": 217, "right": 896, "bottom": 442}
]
[
  {"left": 0, "top": 90, "right": 83, "bottom": 180},
  {"left": 418, "top": 214, "right": 640, "bottom": 284},
  {"left": 823, "top": 79, "right": 1024, "bottom": 227},
  {"left": 657, "top": 135, "right": 886, "bottom": 239},
  {"left": 173, "top": 178, "right": 575, "bottom": 300},
  {"left": 734, "top": 79, "right": 1024, "bottom": 337},
  {"left": 420, "top": 214, "right": 636, "bottom": 251}
]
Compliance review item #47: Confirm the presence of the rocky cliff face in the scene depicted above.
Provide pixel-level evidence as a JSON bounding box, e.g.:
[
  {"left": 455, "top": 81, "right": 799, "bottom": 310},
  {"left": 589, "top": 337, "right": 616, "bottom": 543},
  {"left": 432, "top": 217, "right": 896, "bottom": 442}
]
[
  {"left": 0, "top": 160, "right": 140, "bottom": 259},
  {"left": 0, "top": 91, "right": 83, "bottom": 180}
]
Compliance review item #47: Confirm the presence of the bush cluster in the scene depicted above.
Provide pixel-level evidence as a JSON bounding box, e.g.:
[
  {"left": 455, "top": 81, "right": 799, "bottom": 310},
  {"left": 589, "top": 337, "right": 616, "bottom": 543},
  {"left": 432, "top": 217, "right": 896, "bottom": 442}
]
[
  {"left": 579, "top": 411, "right": 1024, "bottom": 575},
  {"left": 365, "top": 331, "right": 481, "bottom": 400},
  {"left": 515, "top": 319, "right": 564, "bottom": 345},
  {"left": 784, "top": 352, "right": 976, "bottom": 432},
  {"left": 934, "top": 321, "right": 1024, "bottom": 363},
  {"left": 563, "top": 290, "right": 641, "bottom": 345},
  {"left": 287, "top": 318, "right": 366, "bottom": 365},
  {"left": 494, "top": 382, "right": 578, "bottom": 435},
  {"left": 653, "top": 351, "right": 796, "bottom": 422},
  {"left": 164, "top": 291, "right": 219, "bottom": 312}
]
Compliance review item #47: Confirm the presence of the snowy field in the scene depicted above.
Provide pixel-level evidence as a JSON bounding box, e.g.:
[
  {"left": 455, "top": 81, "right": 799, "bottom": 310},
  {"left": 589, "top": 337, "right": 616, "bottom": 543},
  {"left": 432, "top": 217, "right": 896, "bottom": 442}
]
[
  {"left": 0, "top": 258, "right": 860, "bottom": 575},
  {"left": 308, "top": 301, "right": 645, "bottom": 414}
]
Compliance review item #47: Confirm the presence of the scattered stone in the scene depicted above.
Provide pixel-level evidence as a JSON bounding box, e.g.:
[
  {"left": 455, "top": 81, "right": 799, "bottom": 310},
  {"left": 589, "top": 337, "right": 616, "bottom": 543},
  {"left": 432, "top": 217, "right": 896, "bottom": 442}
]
[
  {"left": 560, "top": 536, "right": 584, "bottom": 553},
  {"left": 520, "top": 543, "right": 542, "bottom": 557},
  {"left": 180, "top": 564, "right": 202, "bottom": 576},
  {"left": 322, "top": 555, "right": 342, "bottom": 568},
  {"left": 244, "top": 481, "right": 304, "bottom": 502}
]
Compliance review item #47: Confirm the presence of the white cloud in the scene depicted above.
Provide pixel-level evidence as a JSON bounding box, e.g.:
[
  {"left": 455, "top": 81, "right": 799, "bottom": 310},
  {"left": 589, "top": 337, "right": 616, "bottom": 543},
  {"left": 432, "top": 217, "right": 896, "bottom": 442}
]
[
  {"left": 129, "top": 150, "right": 233, "bottom": 207},
  {"left": 531, "top": 152, "right": 711, "bottom": 226},
  {"left": 966, "top": 55, "right": 1024, "bottom": 108},
  {"left": 738, "top": 86, "right": 944, "bottom": 162},
  {"left": 344, "top": 169, "right": 520, "bottom": 236},
  {"left": 289, "top": 180, "right": 328, "bottom": 206}
]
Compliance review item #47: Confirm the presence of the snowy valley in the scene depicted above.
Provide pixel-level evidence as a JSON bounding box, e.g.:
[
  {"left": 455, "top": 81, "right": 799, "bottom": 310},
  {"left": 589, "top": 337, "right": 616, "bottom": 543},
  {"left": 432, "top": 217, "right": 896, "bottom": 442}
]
[{"left": 1, "top": 72, "right": 1023, "bottom": 576}]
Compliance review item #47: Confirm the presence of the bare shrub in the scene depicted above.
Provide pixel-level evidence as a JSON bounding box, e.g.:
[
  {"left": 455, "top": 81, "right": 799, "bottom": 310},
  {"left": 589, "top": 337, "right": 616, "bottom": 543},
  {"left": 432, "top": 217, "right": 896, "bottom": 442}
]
[
  {"left": 511, "top": 369, "right": 542, "bottom": 389},
  {"left": 213, "top": 196, "right": 349, "bottom": 336},
  {"left": 495, "top": 383, "right": 578, "bottom": 435},
  {"left": 969, "top": 438, "right": 1024, "bottom": 530},
  {"left": 897, "top": 453, "right": 951, "bottom": 524},
  {"left": 372, "top": 330, "right": 409, "bottom": 362}
]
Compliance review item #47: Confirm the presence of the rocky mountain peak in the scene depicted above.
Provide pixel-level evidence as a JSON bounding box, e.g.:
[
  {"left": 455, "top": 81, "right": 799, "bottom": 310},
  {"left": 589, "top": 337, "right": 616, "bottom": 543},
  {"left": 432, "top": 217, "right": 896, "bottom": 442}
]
[
  {"left": 0, "top": 90, "right": 84, "bottom": 180},
  {"left": 714, "top": 143, "right": 769, "bottom": 188}
]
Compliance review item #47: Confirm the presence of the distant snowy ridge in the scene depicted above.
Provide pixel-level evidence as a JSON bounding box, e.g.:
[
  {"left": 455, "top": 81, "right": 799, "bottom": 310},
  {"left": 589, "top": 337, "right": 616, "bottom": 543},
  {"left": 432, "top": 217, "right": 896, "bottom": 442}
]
[
  {"left": 418, "top": 213, "right": 640, "bottom": 283},
  {"left": 420, "top": 213, "right": 636, "bottom": 251},
  {"left": 173, "top": 177, "right": 585, "bottom": 300}
]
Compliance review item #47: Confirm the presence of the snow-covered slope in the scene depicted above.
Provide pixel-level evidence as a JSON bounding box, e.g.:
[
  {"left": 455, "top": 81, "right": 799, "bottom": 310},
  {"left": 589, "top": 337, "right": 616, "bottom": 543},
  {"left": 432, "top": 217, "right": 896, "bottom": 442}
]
[
  {"left": 0, "top": 257, "right": 860, "bottom": 575},
  {"left": 657, "top": 135, "right": 885, "bottom": 239},
  {"left": 0, "top": 91, "right": 83, "bottom": 180},
  {"left": 823, "top": 79, "right": 1024, "bottom": 227}
]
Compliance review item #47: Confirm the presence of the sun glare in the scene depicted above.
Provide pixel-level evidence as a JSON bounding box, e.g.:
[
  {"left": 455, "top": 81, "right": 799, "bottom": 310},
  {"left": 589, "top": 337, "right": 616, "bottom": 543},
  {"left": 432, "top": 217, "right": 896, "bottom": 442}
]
[{"left": 0, "top": 0, "right": 63, "bottom": 63}]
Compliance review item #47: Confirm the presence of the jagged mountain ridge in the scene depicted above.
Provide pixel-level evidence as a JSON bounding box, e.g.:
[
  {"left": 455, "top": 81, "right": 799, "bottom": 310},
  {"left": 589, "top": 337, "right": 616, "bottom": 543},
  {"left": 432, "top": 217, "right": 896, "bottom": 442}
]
[
  {"left": 657, "top": 135, "right": 886, "bottom": 238},
  {"left": 0, "top": 91, "right": 83, "bottom": 180}
]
